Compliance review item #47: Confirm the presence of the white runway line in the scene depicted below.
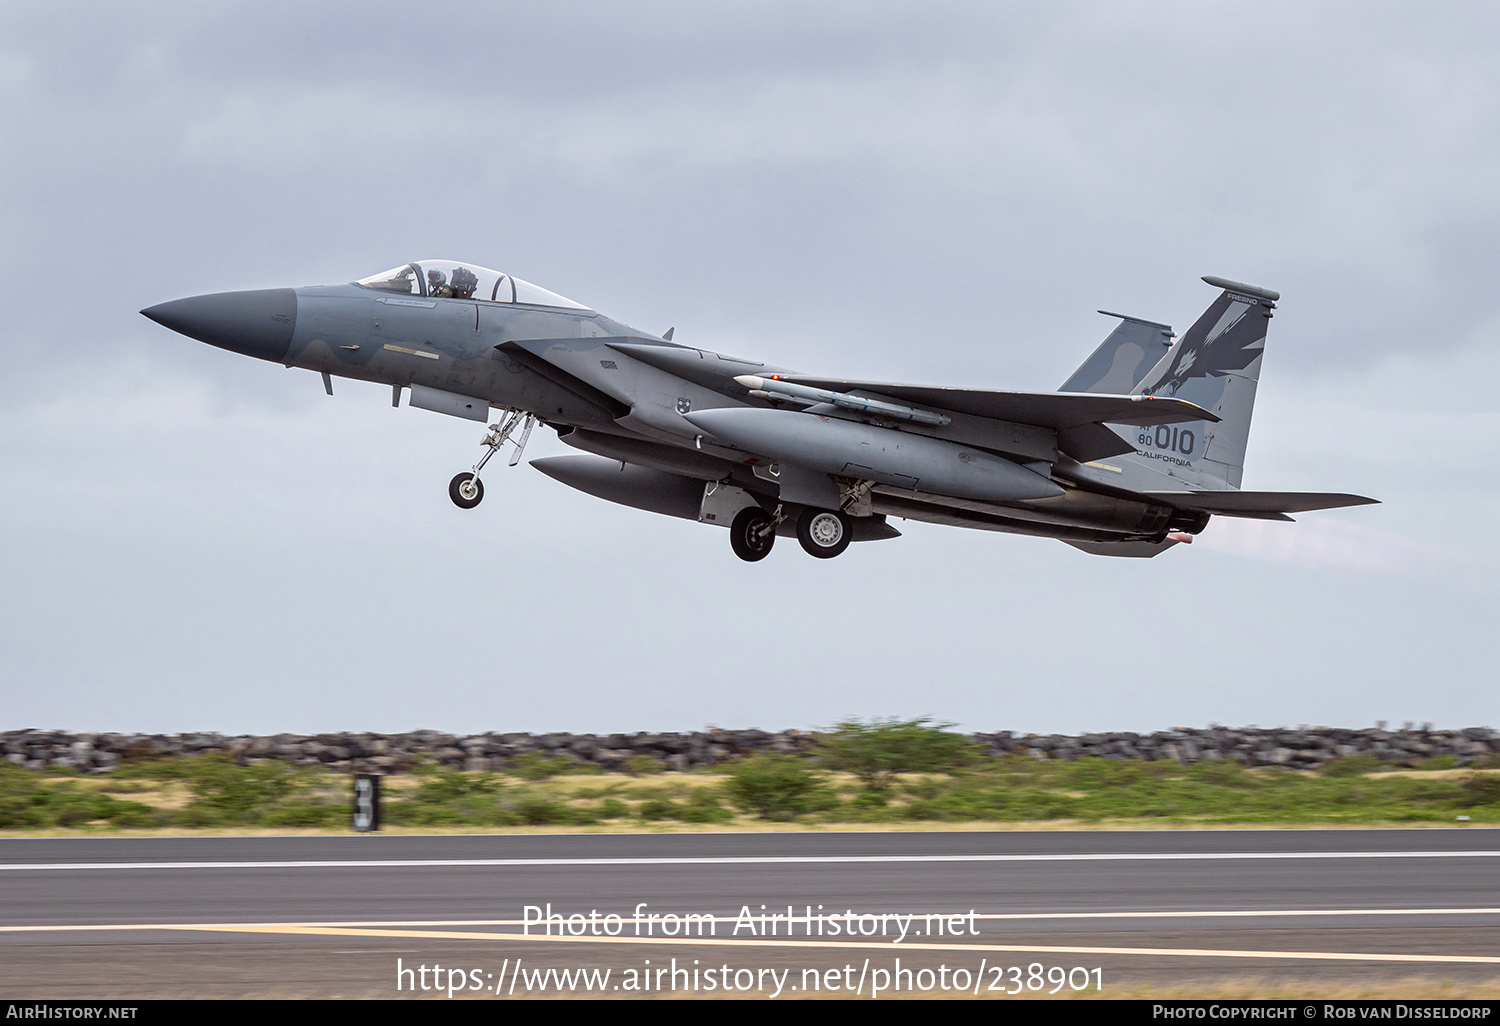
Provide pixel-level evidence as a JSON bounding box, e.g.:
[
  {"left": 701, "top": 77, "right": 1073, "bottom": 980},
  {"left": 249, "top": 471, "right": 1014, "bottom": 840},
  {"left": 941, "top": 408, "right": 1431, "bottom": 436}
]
[
  {"left": 2, "top": 850, "right": 1499, "bottom": 871},
  {"left": 4, "top": 907, "right": 1500, "bottom": 933}
]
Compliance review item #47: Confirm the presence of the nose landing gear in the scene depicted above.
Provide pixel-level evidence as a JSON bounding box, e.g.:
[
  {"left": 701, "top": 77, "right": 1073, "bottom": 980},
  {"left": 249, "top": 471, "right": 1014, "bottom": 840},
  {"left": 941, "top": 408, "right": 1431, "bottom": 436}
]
[
  {"left": 449, "top": 473, "right": 484, "bottom": 508},
  {"left": 449, "top": 410, "right": 534, "bottom": 509}
]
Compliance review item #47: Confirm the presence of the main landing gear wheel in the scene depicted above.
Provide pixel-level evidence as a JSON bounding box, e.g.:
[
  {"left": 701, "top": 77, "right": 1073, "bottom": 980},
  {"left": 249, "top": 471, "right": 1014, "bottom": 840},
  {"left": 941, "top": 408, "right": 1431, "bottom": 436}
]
[
  {"left": 449, "top": 473, "right": 484, "bottom": 509},
  {"left": 730, "top": 507, "right": 776, "bottom": 562},
  {"left": 796, "top": 507, "right": 852, "bottom": 558}
]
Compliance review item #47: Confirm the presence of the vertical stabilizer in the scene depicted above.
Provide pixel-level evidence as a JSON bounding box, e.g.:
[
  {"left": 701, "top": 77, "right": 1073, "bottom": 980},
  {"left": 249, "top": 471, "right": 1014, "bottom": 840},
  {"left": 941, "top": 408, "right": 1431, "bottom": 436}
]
[
  {"left": 1116, "top": 276, "right": 1278, "bottom": 489},
  {"left": 1060, "top": 312, "right": 1175, "bottom": 394}
]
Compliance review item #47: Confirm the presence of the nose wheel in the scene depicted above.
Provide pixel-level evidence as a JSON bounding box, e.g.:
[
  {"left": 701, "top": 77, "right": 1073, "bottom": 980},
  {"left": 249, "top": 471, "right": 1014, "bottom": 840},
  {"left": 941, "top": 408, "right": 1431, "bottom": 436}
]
[
  {"left": 449, "top": 473, "right": 484, "bottom": 509},
  {"left": 448, "top": 410, "right": 534, "bottom": 509}
]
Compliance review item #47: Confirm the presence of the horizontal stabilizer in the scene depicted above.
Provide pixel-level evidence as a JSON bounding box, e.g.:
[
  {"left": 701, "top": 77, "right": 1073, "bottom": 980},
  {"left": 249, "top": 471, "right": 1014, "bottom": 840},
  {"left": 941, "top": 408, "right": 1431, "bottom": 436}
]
[
  {"left": 1142, "top": 490, "right": 1379, "bottom": 519},
  {"left": 1056, "top": 422, "right": 1138, "bottom": 462},
  {"left": 778, "top": 377, "right": 1219, "bottom": 430}
]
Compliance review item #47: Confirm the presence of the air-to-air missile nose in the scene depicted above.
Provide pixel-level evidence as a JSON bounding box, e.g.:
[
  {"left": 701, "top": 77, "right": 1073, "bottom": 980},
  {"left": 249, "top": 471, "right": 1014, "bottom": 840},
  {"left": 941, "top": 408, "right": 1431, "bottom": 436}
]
[{"left": 140, "top": 288, "right": 298, "bottom": 364}]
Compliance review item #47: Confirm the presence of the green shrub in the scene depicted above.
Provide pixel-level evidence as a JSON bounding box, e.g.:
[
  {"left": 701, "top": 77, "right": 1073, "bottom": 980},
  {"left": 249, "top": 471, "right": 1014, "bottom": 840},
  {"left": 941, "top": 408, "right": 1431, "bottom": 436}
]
[
  {"left": 638, "top": 798, "right": 676, "bottom": 820},
  {"left": 1192, "top": 759, "right": 1252, "bottom": 786},
  {"left": 110, "top": 754, "right": 204, "bottom": 781},
  {"left": 260, "top": 804, "right": 344, "bottom": 827},
  {"left": 1320, "top": 754, "right": 1383, "bottom": 777},
  {"left": 675, "top": 804, "right": 732, "bottom": 824},
  {"left": 95, "top": 780, "right": 155, "bottom": 794},
  {"left": 626, "top": 755, "right": 666, "bottom": 776},
  {"left": 506, "top": 753, "right": 601, "bottom": 780},
  {"left": 817, "top": 718, "right": 971, "bottom": 790},
  {"left": 108, "top": 805, "right": 166, "bottom": 829},
  {"left": 0, "top": 780, "right": 158, "bottom": 829},
  {"left": 508, "top": 797, "right": 596, "bottom": 825},
  {"left": 636, "top": 790, "right": 733, "bottom": 823},
  {"left": 412, "top": 769, "right": 501, "bottom": 804},
  {"left": 723, "top": 754, "right": 834, "bottom": 820},
  {"left": 674, "top": 789, "right": 732, "bottom": 823},
  {"left": 508, "top": 753, "right": 571, "bottom": 781},
  {"left": 182, "top": 757, "right": 305, "bottom": 821},
  {"left": 597, "top": 798, "right": 630, "bottom": 819},
  {"left": 1460, "top": 774, "right": 1500, "bottom": 806}
]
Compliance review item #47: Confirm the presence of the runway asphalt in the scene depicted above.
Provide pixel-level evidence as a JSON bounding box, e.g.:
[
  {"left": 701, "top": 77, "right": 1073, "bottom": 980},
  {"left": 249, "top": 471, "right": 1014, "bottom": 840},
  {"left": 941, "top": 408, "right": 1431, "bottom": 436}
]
[{"left": 2, "top": 829, "right": 1497, "bottom": 998}]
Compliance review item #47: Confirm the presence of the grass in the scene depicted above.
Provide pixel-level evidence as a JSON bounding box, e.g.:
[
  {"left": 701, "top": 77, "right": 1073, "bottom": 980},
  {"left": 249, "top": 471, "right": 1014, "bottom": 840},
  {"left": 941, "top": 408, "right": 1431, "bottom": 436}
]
[{"left": 3, "top": 751, "right": 1499, "bottom": 834}]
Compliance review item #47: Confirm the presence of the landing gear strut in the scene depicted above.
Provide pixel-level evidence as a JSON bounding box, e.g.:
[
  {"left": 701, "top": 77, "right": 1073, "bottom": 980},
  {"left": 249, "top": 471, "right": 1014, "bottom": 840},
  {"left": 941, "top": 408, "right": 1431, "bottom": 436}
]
[
  {"left": 449, "top": 409, "right": 534, "bottom": 509},
  {"left": 796, "top": 507, "right": 853, "bottom": 558}
]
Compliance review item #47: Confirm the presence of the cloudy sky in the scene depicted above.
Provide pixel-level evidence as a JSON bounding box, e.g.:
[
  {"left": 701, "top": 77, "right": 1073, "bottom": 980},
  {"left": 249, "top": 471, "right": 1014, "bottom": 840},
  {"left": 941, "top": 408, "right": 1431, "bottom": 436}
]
[{"left": 2, "top": 2, "right": 1496, "bottom": 736}]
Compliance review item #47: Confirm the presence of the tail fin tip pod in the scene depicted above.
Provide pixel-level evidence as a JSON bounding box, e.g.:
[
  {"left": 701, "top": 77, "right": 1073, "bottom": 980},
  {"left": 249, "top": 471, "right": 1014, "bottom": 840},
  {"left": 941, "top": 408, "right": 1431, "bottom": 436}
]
[{"left": 1200, "top": 275, "right": 1279, "bottom": 302}]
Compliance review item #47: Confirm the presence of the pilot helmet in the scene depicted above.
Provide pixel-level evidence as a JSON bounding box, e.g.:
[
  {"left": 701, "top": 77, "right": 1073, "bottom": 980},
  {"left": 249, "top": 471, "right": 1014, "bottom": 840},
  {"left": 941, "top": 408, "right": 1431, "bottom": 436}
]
[{"left": 450, "top": 265, "right": 479, "bottom": 298}]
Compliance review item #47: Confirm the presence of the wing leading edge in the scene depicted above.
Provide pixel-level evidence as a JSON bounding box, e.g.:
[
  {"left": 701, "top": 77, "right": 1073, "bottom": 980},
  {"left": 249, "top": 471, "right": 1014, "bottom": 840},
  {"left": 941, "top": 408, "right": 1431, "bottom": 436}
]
[{"left": 776, "top": 377, "right": 1220, "bottom": 430}]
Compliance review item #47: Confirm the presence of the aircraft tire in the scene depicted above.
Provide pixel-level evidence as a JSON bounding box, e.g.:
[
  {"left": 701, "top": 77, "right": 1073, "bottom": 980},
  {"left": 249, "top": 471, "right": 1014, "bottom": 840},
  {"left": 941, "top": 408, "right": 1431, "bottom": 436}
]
[
  {"left": 730, "top": 507, "right": 776, "bottom": 562},
  {"left": 449, "top": 473, "right": 484, "bottom": 509},
  {"left": 796, "top": 507, "right": 852, "bottom": 558}
]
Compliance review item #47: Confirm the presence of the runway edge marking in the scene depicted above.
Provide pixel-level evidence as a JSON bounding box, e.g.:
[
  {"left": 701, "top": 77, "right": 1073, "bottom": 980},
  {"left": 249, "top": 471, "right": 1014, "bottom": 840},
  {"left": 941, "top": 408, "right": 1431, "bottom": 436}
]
[
  {"left": 12, "top": 922, "right": 1498, "bottom": 966},
  {"left": 7, "top": 907, "right": 1500, "bottom": 933}
]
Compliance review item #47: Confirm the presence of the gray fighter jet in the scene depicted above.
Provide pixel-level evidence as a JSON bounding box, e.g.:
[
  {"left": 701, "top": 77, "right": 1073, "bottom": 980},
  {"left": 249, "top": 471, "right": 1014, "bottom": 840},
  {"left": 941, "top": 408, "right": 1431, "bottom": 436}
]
[{"left": 142, "top": 261, "right": 1376, "bottom": 561}]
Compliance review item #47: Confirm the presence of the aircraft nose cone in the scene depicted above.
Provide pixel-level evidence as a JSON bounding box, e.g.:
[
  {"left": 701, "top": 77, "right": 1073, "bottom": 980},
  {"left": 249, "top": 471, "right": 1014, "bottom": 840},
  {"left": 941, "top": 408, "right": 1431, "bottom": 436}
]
[{"left": 141, "top": 288, "right": 297, "bottom": 363}]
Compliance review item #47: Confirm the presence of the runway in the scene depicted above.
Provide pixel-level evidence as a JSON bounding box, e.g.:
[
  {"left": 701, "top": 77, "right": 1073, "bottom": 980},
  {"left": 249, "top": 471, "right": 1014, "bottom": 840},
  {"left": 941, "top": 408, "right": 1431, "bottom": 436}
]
[{"left": 2, "top": 830, "right": 1497, "bottom": 998}]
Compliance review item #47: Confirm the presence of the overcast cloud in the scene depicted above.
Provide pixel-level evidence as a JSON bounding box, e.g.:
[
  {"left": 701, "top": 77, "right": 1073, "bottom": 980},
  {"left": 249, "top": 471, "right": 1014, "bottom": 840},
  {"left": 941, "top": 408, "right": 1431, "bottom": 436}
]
[{"left": 1, "top": 2, "right": 1495, "bottom": 736}]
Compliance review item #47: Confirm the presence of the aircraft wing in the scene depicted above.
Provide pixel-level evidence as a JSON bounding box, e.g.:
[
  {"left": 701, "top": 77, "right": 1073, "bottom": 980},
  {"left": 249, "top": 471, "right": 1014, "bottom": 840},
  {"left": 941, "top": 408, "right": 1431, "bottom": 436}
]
[
  {"left": 606, "top": 349, "right": 1219, "bottom": 431},
  {"left": 1141, "top": 490, "right": 1380, "bottom": 521},
  {"left": 777, "top": 377, "right": 1219, "bottom": 429},
  {"left": 607, "top": 341, "right": 790, "bottom": 392}
]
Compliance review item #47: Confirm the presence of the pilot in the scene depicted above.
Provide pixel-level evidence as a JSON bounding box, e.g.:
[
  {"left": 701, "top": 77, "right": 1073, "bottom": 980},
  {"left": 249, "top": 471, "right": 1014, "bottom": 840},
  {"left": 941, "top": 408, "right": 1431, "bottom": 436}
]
[
  {"left": 449, "top": 266, "right": 479, "bottom": 300},
  {"left": 427, "top": 269, "right": 453, "bottom": 298}
]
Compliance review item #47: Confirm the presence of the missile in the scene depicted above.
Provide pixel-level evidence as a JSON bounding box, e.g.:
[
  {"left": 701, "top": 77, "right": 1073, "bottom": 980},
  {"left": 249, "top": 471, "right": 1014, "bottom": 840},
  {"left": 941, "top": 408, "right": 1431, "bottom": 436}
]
[
  {"left": 681, "top": 407, "right": 1063, "bottom": 503},
  {"left": 734, "top": 375, "right": 950, "bottom": 426}
]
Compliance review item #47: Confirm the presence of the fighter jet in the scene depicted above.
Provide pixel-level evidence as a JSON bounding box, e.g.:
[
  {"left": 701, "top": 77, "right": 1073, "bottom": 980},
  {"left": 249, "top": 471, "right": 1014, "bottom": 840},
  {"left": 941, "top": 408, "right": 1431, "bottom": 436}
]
[{"left": 141, "top": 261, "right": 1376, "bottom": 561}]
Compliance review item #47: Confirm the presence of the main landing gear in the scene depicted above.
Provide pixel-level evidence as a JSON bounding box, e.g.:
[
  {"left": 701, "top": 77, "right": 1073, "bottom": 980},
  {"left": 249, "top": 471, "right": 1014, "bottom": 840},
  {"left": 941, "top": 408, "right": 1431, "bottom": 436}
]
[
  {"left": 796, "top": 507, "right": 853, "bottom": 559},
  {"left": 449, "top": 409, "right": 534, "bottom": 509},
  {"left": 728, "top": 505, "right": 855, "bottom": 561},
  {"left": 730, "top": 507, "right": 777, "bottom": 562}
]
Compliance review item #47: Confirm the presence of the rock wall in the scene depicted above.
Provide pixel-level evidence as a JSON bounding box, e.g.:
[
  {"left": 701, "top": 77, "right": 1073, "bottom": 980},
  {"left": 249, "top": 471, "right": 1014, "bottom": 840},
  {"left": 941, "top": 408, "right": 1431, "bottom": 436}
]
[{"left": 3, "top": 724, "right": 1495, "bottom": 775}]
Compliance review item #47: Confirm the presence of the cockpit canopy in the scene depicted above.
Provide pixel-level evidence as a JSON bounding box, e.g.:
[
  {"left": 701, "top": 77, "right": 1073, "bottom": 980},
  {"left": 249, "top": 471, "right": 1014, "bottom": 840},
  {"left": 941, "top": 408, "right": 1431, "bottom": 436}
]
[{"left": 356, "top": 260, "right": 589, "bottom": 309}]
